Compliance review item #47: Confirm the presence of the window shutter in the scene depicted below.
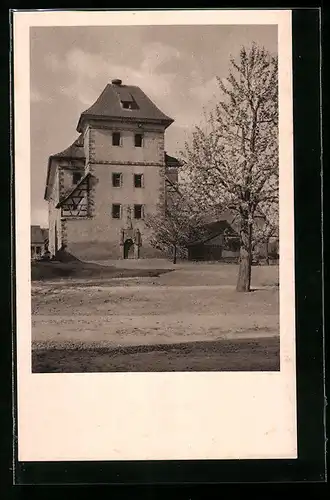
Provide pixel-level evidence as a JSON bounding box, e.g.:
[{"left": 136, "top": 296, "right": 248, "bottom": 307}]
[
  {"left": 119, "top": 204, "right": 122, "bottom": 219},
  {"left": 141, "top": 174, "right": 145, "bottom": 188},
  {"left": 142, "top": 205, "right": 145, "bottom": 219}
]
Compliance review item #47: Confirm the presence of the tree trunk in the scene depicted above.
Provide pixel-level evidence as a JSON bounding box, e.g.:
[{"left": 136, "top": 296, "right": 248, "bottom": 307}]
[
  {"left": 236, "top": 222, "right": 252, "bottom": 292},
  {"left": 265, "top": 237, "right": 270, "bottom": 266},
  {"left": 173, "top": 245, "right": 177, "bottom": 264}
]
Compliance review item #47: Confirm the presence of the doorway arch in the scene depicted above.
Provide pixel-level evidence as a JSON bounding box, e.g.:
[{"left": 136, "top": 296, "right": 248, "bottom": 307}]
[{"left": 123, "top": 238, "right": 134, "bottom": 259}]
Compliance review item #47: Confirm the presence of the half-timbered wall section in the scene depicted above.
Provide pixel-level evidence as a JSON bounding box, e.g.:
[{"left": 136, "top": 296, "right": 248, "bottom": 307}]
[{"left": 57, "top": 174, "right": 91, "bottom": 218}]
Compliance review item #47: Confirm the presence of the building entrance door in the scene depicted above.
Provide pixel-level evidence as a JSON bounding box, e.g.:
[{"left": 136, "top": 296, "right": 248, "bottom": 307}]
[{"left": 123, "top": 238, "right": 134, "bottom": 259}]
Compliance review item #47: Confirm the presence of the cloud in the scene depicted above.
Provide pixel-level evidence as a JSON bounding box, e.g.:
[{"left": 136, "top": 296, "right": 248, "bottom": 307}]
[
  {"left": 46, "top": 43, "right": 180, "bottom": 108},
  {"left": 46, "top": 53, "right": 63, "bottom": 72},
  {"left": 61, "top": 83, "right": 98, "bottom": 107},
  {"left": 140, "top": 42, "right": 180, "bottom": 73},
  {"left": 190, "top": 76, "right": 224, "bottom": 104},
  {"left": 30, "top": 88, "right": 50, "bottom": 103},
  {"left": 30, "top": 89, "right": 43, "bottom": 102}
]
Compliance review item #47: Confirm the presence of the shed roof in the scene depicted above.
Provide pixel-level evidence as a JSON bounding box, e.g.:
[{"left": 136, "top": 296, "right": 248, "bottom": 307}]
[
  {"left": 56, "top": 172, "right": 91, "bottom": 208},
  {"left": 165, "top": 153, "right": 181, "bottom": 169},
  {"left": 187, "top": 219, "right": 239, "bottom": 247}
]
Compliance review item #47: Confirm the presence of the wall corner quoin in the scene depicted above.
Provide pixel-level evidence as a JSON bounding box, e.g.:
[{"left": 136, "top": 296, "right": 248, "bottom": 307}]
[
  {"left": 59, "top": 168, "right": 65, "bottom": 196},
  {"left": 158, "top": 134, "right": 165, "bottom": 164},
  {"left": 87, "top": 127, "right": 96, "bottom": 163},
  {"left": 61, "top": 218, "right": 68, "bottom": 247}
]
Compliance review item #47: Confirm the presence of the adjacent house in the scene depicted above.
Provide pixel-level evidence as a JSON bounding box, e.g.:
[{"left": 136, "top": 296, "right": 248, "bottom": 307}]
[
  {"left": 187, "top": 217, "right": 240, "bottom": 262},
  {"left": 187, "top": 211, "right": 279, "bottom": 263},
  {"left": 44, "top": 78, "right": 180, "bottom": 261},
  {"left": 31, "top": 226, "right": 49, "bottom": 260}
]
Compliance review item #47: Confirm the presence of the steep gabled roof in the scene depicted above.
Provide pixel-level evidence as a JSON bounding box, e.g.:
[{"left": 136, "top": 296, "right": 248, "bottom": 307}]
[
  {"left": 51, "top": 134, "right": 85, "bottom": 160},
  {"left": 44, "top": 135, "right": 85, "bottom": 201},
  {"left": 77, "top": 81, "right": 174, "bottom": 132}
]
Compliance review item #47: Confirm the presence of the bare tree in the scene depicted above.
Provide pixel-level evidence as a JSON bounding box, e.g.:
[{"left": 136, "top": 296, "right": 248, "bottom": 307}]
[
  {"left": 181, "top": 43, "right": 278, "bottom": 291},
  {"left": 145, "top": 194, "right": 207, "bottom": 264}
]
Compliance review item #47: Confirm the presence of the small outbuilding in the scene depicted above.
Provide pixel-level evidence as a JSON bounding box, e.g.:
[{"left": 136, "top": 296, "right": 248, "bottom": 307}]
[{"left": 187, "top": 220, "right": 240, "bottom": 262}]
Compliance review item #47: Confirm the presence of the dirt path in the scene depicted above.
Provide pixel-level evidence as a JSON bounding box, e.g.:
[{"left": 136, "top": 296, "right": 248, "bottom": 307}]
[
  {"left": 31, "top": 266, "right": 279, "bottom": 353},
  {"left": 32, "top": 312, "right": 278, "bottom": 348}
]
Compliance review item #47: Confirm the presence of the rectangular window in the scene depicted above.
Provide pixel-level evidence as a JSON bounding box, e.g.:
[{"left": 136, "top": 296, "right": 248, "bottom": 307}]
[
  {"left": 134, "top": 134, "right": 143, "bottom": 147},
  {"left": 112, "top": 173, "right": 122, "bottom": 187},
  {"left": 112, "top": 132, "right": 121, "bottom": 146},
  {"left": 72, "top": 172, "right": 82, "bottom": 184},
  {"left": 112, "top": 204, "right": 121, "bottom": 219},
  {"left": 134, "top": 204, "right": 143, "bottom": 219},
  {"left": 134, "top": 174, "right": 143, "bottom": 188}
]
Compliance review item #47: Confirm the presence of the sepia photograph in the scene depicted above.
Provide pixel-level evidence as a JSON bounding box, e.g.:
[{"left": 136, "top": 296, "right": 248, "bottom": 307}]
[
  {"left": 14, "top": 9, "right": 298, "bottom": 464},
  {"left": 30, "top": 23, "right": 280, "bottom": 373}
]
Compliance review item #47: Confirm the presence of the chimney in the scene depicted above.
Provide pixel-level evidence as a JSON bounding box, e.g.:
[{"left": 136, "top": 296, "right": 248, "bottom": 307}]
[{"left": 111, "top": 78, "right": 122, "bottom": 86}]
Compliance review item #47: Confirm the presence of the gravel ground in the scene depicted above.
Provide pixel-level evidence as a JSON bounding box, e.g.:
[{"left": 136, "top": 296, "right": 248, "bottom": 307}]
[{"left": 31, "top": 264, "right": 280, "bottom": 372}]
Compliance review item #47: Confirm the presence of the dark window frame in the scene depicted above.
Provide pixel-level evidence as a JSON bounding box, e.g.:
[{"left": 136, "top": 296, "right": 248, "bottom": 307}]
[
  {"left": 112, "top": 204, "right": 121, "bottom": 219},
  {"left": 134, "top": 204, "right": 143, "bottom": 219},
  {"left": 112, "top": 132, "right": 121, "bottom": 146},
  {"left": 112, "top": 172, "right": 122, "bottom": 187},
  {"left": 134, "top": 174, "right": 143, "bottom": 188},
  {"left": 134, "top": 133, "right": 143, "bottom": 147}
]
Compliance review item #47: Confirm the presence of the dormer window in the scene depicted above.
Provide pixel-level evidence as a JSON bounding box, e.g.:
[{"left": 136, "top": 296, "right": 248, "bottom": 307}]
[{"left": 115, "top": 87, "right": 139, "bottom": 110}]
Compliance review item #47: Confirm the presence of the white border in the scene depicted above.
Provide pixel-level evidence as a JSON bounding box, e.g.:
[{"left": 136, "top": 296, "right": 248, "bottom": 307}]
[{"left": 14, "top": 9, "right": 296, "bottom": 461}]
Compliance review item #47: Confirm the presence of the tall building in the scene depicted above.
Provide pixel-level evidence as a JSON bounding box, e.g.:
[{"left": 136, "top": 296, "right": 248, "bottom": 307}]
[{"left": 44, "top": 79, "right": 180, "bottom": 260}]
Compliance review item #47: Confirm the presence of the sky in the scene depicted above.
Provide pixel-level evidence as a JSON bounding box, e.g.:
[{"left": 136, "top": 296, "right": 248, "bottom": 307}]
[{"left": 30, "top": 24, "right": 277, "bottom": 227}]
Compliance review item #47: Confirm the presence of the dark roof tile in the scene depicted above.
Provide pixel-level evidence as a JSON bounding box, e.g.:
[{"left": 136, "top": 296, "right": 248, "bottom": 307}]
[
  {"left": 165, "top": 153, "right": 181, "bottom": 169},
  {"left": 77, "top": 83, "right": 174, "bottom": 132}
]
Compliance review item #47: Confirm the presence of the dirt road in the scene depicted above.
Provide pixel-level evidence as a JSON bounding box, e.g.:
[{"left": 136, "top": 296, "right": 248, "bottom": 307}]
[{"left": 32, "top": 265, "right": 279, "bottom": 353}]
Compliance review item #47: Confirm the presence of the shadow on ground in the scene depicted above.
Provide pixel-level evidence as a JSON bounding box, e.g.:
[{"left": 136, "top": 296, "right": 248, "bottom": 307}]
[{"left": 32, "top": 337, "right": 280, "bottom": 373}]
